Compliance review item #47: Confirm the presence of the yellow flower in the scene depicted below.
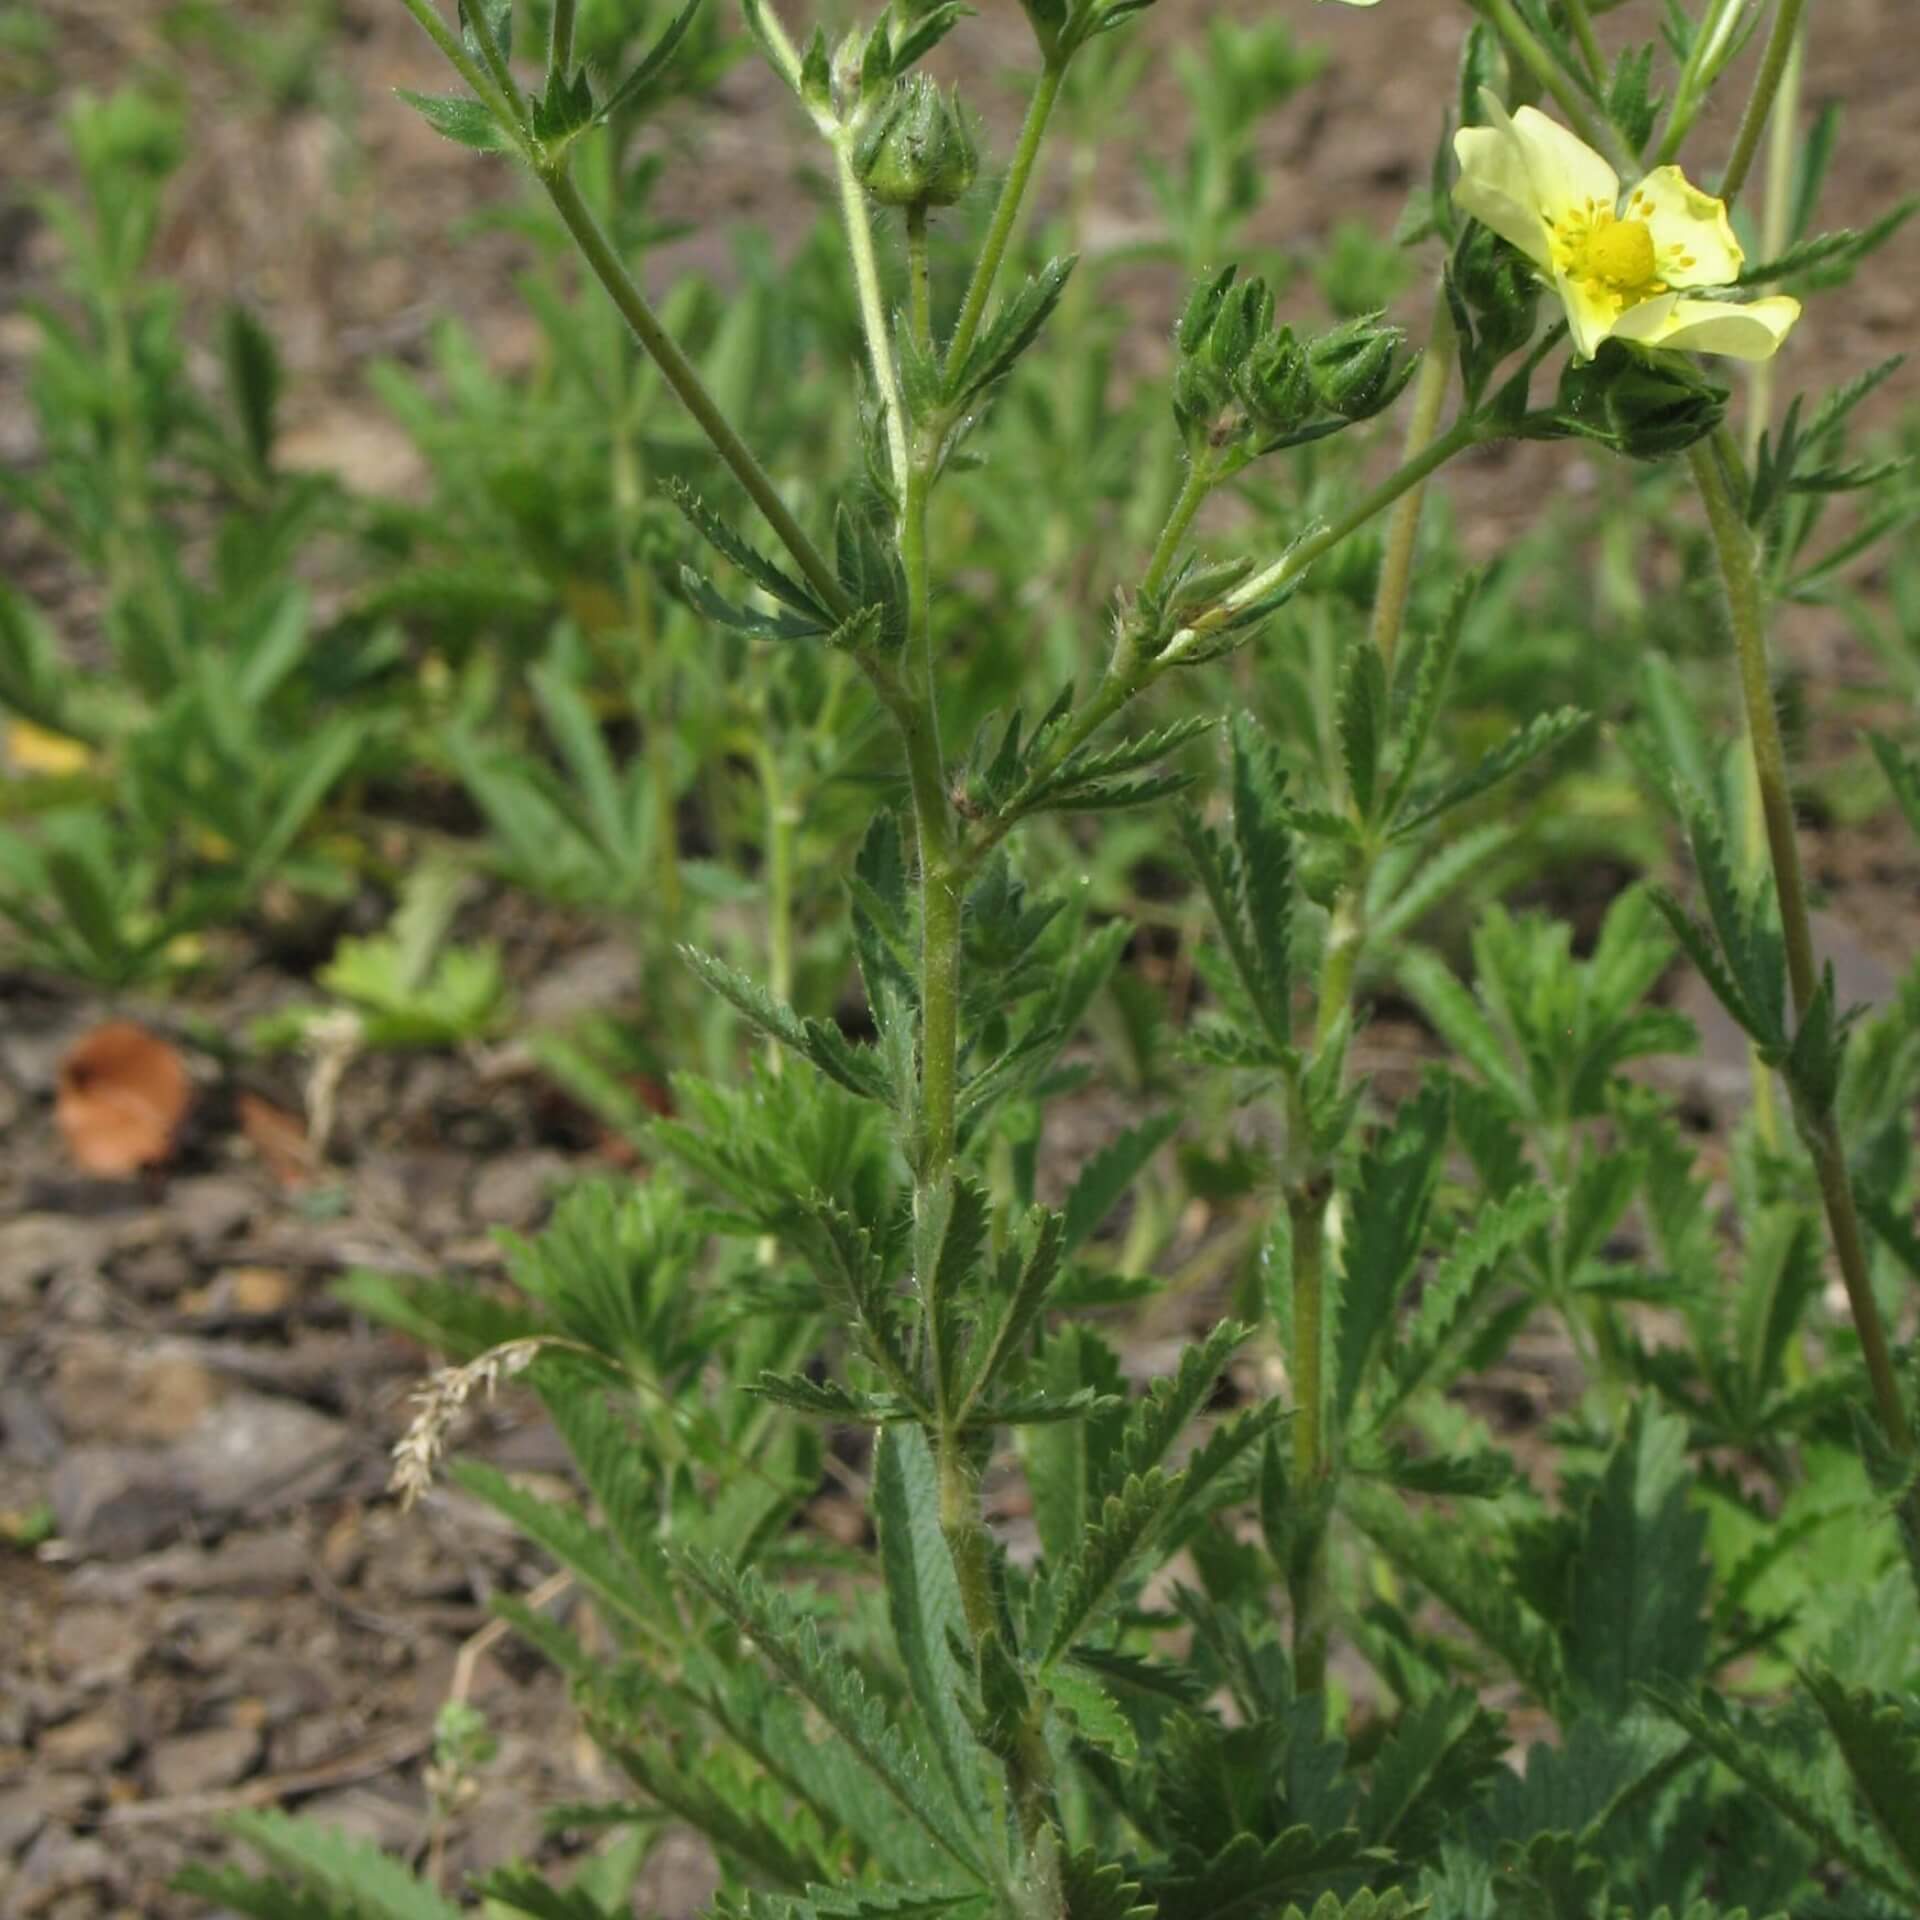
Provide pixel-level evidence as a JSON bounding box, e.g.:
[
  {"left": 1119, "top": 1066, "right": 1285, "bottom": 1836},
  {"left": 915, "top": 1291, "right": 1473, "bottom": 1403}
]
[{"left": 1453, "top": 100, "right": 1800, "bottom": 364}]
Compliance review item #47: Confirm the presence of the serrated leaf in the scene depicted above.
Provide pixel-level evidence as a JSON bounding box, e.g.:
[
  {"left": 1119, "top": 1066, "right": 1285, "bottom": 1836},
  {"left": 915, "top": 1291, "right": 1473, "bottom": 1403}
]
[
  {"left": 396, "top": 87, "right": 512, "bottom": 151},
  {"left": 676, "top": 1553, "right": 991, "bottom": 1881},
  {"left": 1337, "top": 637, "right": 1387, "bottom": 822},
  {"left": 682, "top": 947, "right": 890, "bottom": 1102},
  {"left": 1062, "top": 1111, "right": 1181, "bottom": 1256},
  {"left": 947, "top": 257, "right": 1076, "bottom": 406},
  {"left": 1804, "top": 1664, "right": 1920, "bottom": 1878},
  {"left": 599, "top": 0, "right": 707, "bottom": 119},
  {"left": 874, "top": 1427, "right": 981, "bottom": 1815},
  {"left": 1389, "top": 707, "right": 1589, "bottom": 840},
  {"left": 215, "top": 1808, "right": 463, "bottom": 1920}
]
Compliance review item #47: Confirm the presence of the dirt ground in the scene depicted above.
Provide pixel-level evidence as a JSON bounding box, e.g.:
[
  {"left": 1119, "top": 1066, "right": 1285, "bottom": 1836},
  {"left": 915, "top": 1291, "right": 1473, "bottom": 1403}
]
[{"left": 4, "top": 1, "right": 1920, "bottom": 1914}]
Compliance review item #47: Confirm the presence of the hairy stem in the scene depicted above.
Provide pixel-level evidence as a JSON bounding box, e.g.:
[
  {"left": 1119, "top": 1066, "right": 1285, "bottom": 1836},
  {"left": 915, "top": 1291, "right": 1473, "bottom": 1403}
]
[
  {"left": 548, "top": 0, "right": 576, "bottom": 77},
  {"left": 907, "top": 204, "right": 933, "bottom": 354},
  {"left": 541, "top": 167, "right": 850, "bottom": 620},
  {"left": 1562, "top": 0, "right": 1606, "bottom": 87},
  {"left": 1688, "top": 442, "right": 1915, "bottom": 1463},
  {"left": 395, "top": 0, "right": 524, "bottom": 145},
  {"left": 1367, "top": 292, "right": 1457, "bottom": 677},
  {"left": 1721, "top": 0, "right": 1809, "bottom": 208},
  {"left": 835, "top": 136, "right": 912, "bottom": 497},
  {"left": 1139, "top": 458, "right": 1216, "bottom": 603},
  {"left": 1745, "top": 22, "right": 1804, "bottom": 461},
  {"left": 1287, "top": 1172, "right": 1333, "bottom": 1697},
  {"left": 947, "top": 61, "right": 1065, "bottom": 376}
]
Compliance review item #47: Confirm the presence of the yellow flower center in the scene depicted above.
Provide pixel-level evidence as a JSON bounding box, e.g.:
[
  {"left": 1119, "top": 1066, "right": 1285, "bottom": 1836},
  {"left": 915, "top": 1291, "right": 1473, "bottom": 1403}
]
[
  {"left": 1551, "top": 196, "right": 1672, "bottom": 310},
  {"left": 1584, "top": 217, "right": 1656, "bottom": 293}
]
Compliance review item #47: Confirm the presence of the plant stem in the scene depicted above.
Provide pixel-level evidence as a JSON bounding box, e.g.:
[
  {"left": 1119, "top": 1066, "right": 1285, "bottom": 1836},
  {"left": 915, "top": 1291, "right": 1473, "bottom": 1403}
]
[
  {"left": 1475, "top": 0, "right": 1627, "bottom": 171},
  {"left": 1287, "top": 1172, "right": 1333, "bottom": 1697},
  {"left": 1687, "top": 442, "right": 1916, "bottom": 1463},
  {"left": 1651, "top": 0, "right": 1747, "bottom": 166},
  {"left": 946, "top": 61, "right": 1065, "bottom": 376},
  {"left": 395, "top": 0, "right": 525, "bottom": 147},
  {"left": 1721, "top": 0, "right": 1809, "bottom": 208},
  {"left": 1746, "top": 22, "right": 1804, "bottom": 462},
  {"left": 549, "top": 0, "right": 576, "bottom": 77},
  {"left": 1158, "top": 415, "right": 1488, "bottom": 670},
  {"left": 835, "top": 136, "right": 912, "bottom": 498},
  {"left": 1367, "top": 292, "right": 1457, "bottom": 678},
  {"left": 541, "top": 167, "right": 850, "bottom": 620},
  {"left": 1562, "top": 0, "right": 1606, "bottom": 88},
  {"left": 455, "top": 0, "right": 527, "bottom": 126},
  {"left": 907, "top": 205, "right": 933, "bottom": 354},
  {"left": 1139, "top": 458, "right": 1215, "bottom": 603}
]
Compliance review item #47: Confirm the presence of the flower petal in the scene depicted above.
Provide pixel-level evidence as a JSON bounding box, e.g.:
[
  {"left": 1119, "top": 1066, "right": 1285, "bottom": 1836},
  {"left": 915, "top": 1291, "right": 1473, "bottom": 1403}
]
[
  {"left": 1454, "top": 123, "right": 1554, "bottom": 269},
  {"left": 1556, "top": 271, "right": 1631, "bottom": 361},
  {"left": 1506, "top": 104, "right": 1618, "bottom": 226},
  {"left": 1617, "top": 294, "right": 1801, "bottom": 361},
  {"left": 1626, "top": 165, "right": 1743, "bottom": 287}
]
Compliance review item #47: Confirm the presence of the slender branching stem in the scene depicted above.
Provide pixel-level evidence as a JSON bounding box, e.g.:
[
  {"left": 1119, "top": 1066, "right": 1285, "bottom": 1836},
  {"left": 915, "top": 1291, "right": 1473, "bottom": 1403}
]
[
  {"left": 455, "top": 0, "right": 528, "bottom": 127},
  {"left": 835, "top": 136, "right": 913, "bottom": 498},
  {"left": 549, "top": 0, "right": 576, "bottom": 77},
  {"left": 907, "top": 205, "right": 933, "bottom": 354},
  {"left": 1562, "top": 0, "right": 1606, "bottom": 89},
  {"left": 1746, "top": 23, "right": 1804, "bottom": 461},
  {"left": 540, "top": 167, "right": 850, "bottom": 619},
  {"left": 1475, "top": 0, "right": 1627, "bottom": 170},
  {"left": 1687, "top": 443, "right": 1916, "bottom": 1464},
  {"left": 1139, "top": 458, "right": 1216, "bottom": 603},
  {"left": 947, "top": 61, "right": 1065, "bottom": 376},
  {"left": 1721, "top": 0, "right": 1809, "bottom": 208},
  {"left": 1287, "top": 1170, "right": 1333, "bottom": 1698},
  {"left": 395, "top": 0, "right": 525, "bottom": 143},
  {"left": 968, "top": 416, "right": 1490, "bottom": 866},
  {"left": 1652, "top": 0, "right": 1747, "bottom": 165},
  {"left": 1367, "top": 293, "right": 1457, "bottom": 678}
]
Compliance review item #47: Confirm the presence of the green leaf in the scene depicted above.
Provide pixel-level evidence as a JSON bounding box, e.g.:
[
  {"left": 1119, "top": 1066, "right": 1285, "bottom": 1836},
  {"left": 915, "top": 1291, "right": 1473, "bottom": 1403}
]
[
  {"left": 598, "top": 0, "right": 707, "bottom": 119},
  {"left": 682, "top": 947, "right": 890, "bottom": 1102},
  {"left": 947, "top": 257, "right": 1077, "bottom": 405},
  {"left": 1565, "top": 1401, "right": 1709, "bottom": 1714},
  {"left": 213, "top": 1808, "right": 463, "bottom": 1920},
  {"left": 222, "top": 304, "right": 280, "bottom": 471},
  {"left": 676, "top": 1554, "right": 991, "bottom": 1881},
  {"left": 1394, "top": 948, "right": 1529, "bottom": 1116},
  {"left": 1650, "top": 1686, "right": 1918, "bottom": 1902},
  {"left": 959, "top": 1209, "right": 1066, "bottom": 1420},
  {"left": 394, "top": 88, "right": 511, "bottom": 151},
  {"left": 1804, "top": 1664, "right": 1920, "bottom": 1880},
  {"left": 1062, "top": 1112, "right": 1181, "bottom": 1256},
  {"left": 873, "top": 1427, "right": 980, "bottom": 1814},
  {"left": 1337, "top": 635, "right": 1387, "bottom": 822},
  {"left": 1332, "top": 1076, "right": 1450, "bottom": 1424},
  {"left": 1389, "top": 707, "right": 1589, "bottom": 840}
]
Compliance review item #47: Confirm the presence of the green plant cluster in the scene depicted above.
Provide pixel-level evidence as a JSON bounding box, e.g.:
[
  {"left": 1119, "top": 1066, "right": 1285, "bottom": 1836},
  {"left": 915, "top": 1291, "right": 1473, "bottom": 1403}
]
[{"left": 8, "top": 0, "right": 1920, "bottom": 1916}]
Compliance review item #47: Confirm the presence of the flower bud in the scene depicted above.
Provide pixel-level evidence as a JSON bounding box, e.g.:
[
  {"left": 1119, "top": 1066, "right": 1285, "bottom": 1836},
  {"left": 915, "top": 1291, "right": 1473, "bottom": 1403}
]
[
  {"left": 1452, "top": 226, "right": 1539, "bottom": 365},
  {"left": 1177, "top": 268, "right": 1237, "bottom": 357},
  {"left": 1307, "top": 313, "right": 1417, "bottom": 421},
  {"left": 1545, "top": 345, "right": 1728, "bottom": 460},
  {"left": 855, "top": 76, "right": 978, "bottom": 209},
  {"left": 1232, "top": 326, "right": 1314, "bottom": 437}
]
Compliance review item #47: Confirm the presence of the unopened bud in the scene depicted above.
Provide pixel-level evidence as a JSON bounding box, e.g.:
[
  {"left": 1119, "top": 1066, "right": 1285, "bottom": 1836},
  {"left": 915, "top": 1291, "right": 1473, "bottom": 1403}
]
[
  {"left": 1307, "top": 313, "right": 1417, "bottom": 420},
  {"left": 1545, "top": 345, "right": 1728, "bottom": 460},
  {"left": 1452, "top": 226, "right": 1539, "bottom": 365},
  {"left": 855, "top": 76, "right": 978, "bottom": 209},
  {"left": 1233, "top": 326, "right": 1314, "bottom": 436}
]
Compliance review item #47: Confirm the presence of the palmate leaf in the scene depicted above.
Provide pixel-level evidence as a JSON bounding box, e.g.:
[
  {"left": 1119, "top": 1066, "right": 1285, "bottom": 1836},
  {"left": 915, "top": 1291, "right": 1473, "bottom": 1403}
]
[
  {"left": 1363, "top": 1688, "right": 1505, "bottom": 1856},
  {"left": 1803, "top": 1665, "right": 1920, "bottom": 1880},
  {"left": 873, "top": 1428, "right": 980, "bottom": 1815},
  {"left": 1062, "top": 1112, "right": 1182, "bottom": 1257},
  {"left": 1388, "top": 707, "right": 1590, "bottom": 841},
  {"left": 682, "top": 948, "right": 890, "bottom": 1102},
  {"left": 947, "top": 256, "right": 1077, "bottom": 407},
  {"left": 208, "top": 1809, "right": 463, "bottom": 1920},
  {"left": 1332, "top": 1077, "right": 1451, "bottom": 1425},
  {"left": 449, "top": 1459, "right": 672, "bottom": 1642},
  {"left": 1649, "top": 1686, "right": 1919, "bottom": 1903},
  {"left": 1341, "top": 1483, "right": 1563, "bottom": 1706},
  {"left": 676, "top": 1554, "right": 991, "bottom": 1884},
  {"left": 1152, "top": 1826, "right": 1381, "bottom": 1920}
]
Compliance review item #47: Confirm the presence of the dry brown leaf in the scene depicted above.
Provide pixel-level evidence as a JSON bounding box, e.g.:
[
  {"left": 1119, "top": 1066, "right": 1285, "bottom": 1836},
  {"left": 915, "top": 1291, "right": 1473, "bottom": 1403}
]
[
  {"left": 235, "top": 1090, "right": 316, "bottom": 1188},
  {"left": 56, "top": 1021, "right": 193, "bottom": 1176}
]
